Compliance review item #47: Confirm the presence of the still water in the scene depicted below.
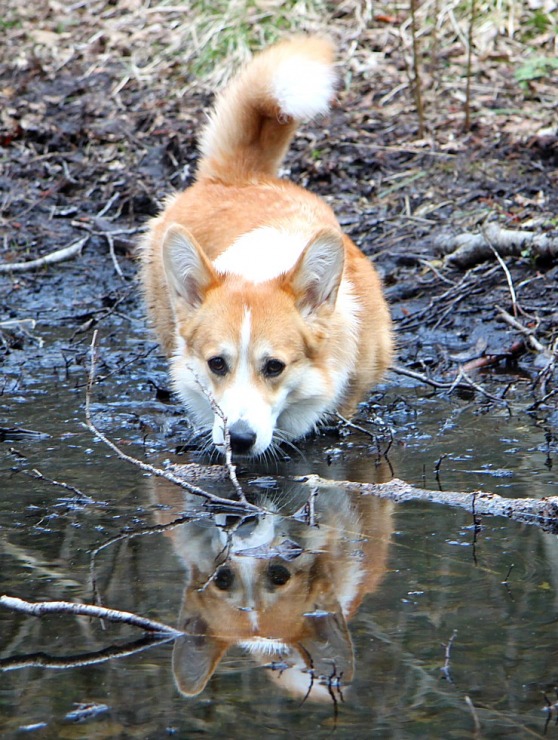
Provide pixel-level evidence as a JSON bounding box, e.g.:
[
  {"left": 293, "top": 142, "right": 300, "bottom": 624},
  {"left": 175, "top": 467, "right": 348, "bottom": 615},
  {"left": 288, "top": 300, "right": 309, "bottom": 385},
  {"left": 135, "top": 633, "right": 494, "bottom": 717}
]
[{"left": 1, "top": 267, "right": 557, "bottom": 738}]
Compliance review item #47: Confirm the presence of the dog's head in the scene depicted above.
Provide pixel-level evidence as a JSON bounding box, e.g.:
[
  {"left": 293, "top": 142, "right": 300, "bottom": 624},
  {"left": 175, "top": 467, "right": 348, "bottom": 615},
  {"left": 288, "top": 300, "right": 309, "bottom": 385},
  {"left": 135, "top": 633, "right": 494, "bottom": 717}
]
[{"left": 162, "top": 224, "right": 348, "bottom": 457}]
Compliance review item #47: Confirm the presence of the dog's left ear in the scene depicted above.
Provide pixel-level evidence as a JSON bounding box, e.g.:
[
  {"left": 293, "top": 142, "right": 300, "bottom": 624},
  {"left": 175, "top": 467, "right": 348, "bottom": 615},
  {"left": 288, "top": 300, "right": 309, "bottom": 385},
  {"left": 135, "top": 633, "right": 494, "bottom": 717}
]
[
  {"left": 162, "top": 224, "right": 219, "bottom": 310},
  {"left": 289, "top": 228, "right": 344, "bottom": 316}
]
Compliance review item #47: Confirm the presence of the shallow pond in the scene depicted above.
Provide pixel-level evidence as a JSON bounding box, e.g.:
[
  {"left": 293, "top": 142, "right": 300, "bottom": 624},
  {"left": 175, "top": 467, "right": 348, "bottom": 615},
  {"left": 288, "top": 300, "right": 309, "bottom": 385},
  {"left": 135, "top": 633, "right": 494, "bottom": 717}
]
[{"left": 1, "top": 255, "right": 557, "bottom": 738}]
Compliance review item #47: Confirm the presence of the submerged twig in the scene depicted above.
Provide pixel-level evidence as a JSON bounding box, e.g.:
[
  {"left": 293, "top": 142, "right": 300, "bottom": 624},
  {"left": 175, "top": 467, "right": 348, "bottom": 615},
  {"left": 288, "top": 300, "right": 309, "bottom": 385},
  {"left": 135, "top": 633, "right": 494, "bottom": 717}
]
[{"left": 440, "top": 629, "right": 458, "bottom": 683}]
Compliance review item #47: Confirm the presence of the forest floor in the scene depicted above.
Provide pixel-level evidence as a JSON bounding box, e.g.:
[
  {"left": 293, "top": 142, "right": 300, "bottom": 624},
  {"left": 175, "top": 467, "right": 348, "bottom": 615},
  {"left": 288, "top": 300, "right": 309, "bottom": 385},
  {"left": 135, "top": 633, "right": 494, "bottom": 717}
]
[{"left": 1, "top": 0, "right": 557, "bottom": 443}]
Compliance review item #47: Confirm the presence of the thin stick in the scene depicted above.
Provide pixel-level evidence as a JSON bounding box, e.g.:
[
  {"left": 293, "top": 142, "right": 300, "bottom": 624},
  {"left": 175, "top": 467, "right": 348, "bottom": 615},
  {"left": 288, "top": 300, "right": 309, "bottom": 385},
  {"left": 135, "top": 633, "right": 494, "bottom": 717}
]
[
  {"left": 104, "top": 232, "right": 125, "bottom": 280},
  {"left": 0, "top": 595, "right": 183, "bottom": 636},
  {"left": 23, "top": 468, "right": 95, "bottom": 503},
  {"left": 391, "top": 364, "right": 504, "bottom": 403},
  {"left": 0, "top": 236, "right": 89, "bottom": 273},
  {"left": 496, "top": 305, "right": 554, "bottom": 358},
  {"left": 186, "top": 363, "right": 247, "bottom": 502},
  {"left": 464, "top": 0, "right": 477, "bottom": 131},
  {"left": 409, "top": 0, "right": 425, "bottom": 136},
  {"left": 440, "top": 628, "right": 458, "bottom": 683},
  {"left": 483, "top": 229, "right": 518, "bottom": 315}
]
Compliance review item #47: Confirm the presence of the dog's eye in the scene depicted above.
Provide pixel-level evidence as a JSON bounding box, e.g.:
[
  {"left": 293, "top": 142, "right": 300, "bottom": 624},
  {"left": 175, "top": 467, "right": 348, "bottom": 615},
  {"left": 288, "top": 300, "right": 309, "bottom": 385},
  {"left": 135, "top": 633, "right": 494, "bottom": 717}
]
[
  {"left": 214, "top": 566, "right": 234, "bottom": 590},
  {"left": 263, "top": 359, "right": 285, "bottom": 378},
  {"left": 208, "top": 356, "right": 228, "bottom": 376},
  {"left": 267, "top": 564, "right": 291, "bottom": 586}
]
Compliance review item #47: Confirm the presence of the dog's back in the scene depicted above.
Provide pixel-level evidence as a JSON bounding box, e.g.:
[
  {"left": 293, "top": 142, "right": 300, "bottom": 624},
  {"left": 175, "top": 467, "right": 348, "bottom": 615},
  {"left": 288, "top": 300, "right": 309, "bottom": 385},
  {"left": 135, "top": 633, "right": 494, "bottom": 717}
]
[{"left": 140, "top": 37, "right": 393, "bottom": 457}]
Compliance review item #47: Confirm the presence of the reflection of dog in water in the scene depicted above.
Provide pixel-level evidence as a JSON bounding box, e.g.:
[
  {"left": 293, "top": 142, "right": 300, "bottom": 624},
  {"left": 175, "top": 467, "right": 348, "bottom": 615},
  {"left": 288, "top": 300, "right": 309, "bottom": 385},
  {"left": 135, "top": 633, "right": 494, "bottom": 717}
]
[{"left": 154, "top": 479, "right": 392, "bottom": 700}]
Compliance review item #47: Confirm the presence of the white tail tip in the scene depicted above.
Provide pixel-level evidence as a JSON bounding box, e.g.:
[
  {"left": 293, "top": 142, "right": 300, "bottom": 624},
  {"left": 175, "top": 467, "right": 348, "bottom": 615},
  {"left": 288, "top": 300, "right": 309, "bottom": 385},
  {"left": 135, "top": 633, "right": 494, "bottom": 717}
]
[{"left": 272, "top": 57, "right": 336, "bottom": 121}]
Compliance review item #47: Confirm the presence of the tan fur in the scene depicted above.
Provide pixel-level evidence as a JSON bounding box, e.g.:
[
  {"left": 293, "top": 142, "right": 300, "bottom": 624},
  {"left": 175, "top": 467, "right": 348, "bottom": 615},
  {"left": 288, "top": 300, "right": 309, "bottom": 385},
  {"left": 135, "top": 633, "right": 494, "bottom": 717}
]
[{"left": 139, "top": 36, "right": 393, "bottom": 455}]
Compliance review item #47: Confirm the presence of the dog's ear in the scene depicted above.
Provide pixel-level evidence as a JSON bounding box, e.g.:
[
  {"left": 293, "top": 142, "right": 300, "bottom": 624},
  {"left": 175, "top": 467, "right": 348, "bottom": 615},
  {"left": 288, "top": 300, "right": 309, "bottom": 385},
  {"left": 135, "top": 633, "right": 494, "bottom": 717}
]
[
  {"left": 162, "top": 224, "right": 218, "bottom": 309},
  {"left": 289, "top": 228, "right": 344, "bottom": 316}
]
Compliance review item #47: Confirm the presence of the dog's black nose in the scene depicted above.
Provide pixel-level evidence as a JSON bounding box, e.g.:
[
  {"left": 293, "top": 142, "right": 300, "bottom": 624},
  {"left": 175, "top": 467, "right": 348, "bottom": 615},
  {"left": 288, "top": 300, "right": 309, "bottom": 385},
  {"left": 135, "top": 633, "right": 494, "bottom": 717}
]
[{"left": 228, "top": 421, "right": 257, "bottom": 454}]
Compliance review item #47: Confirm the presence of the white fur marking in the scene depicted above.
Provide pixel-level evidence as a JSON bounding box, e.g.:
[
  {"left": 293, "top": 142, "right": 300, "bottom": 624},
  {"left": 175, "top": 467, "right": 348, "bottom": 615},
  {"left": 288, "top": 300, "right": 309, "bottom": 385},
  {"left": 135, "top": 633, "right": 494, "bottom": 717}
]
[
  {"left": 239, "top": 638, "right": 289, "bottom": 655},
  {"left": 240, "top": 308, "right": 251, "bottom": 359},
  {"left": 272, "top": 58, "right": 335, "bottom": 120},
  {"left": 213, "top": 227, "right": 308, "bottom": 283}
]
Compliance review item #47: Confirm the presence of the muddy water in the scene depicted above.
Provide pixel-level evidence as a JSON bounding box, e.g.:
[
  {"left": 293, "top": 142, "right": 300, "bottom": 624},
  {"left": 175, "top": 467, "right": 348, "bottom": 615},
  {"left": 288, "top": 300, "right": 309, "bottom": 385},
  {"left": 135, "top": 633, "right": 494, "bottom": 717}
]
[{"left": 1, "top": 262, "right": 558, "bottom": 738}]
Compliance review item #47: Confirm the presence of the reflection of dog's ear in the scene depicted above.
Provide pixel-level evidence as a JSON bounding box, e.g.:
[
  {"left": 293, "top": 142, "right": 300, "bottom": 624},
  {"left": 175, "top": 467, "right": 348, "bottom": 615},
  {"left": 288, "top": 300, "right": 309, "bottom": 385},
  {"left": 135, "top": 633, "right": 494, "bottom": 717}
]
[{"left": 172, "top": 615, "right": 228, "bottom": 698}]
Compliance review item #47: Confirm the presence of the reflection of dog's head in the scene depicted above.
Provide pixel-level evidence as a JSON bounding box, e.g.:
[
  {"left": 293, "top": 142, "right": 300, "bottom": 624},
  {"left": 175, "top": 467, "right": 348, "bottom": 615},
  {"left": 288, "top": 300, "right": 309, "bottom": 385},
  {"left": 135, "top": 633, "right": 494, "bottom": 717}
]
[{"left": 153, "top": 480, "right": 392, "bottom": 700}]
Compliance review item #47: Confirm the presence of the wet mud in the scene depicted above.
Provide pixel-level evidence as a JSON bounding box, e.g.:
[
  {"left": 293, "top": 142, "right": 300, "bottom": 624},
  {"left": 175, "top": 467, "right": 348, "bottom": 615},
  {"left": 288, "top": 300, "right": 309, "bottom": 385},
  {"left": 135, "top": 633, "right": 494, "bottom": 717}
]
[{"left": 1, "top": 16, "right": 558, "bottom": 738}]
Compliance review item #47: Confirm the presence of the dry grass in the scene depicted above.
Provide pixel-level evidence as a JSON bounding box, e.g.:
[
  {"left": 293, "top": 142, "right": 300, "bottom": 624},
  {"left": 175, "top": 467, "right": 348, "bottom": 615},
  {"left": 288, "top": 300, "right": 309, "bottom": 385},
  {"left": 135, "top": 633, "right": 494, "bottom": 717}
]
[{"left": 1, "top": 0, "right": 556, "bottom": 145}]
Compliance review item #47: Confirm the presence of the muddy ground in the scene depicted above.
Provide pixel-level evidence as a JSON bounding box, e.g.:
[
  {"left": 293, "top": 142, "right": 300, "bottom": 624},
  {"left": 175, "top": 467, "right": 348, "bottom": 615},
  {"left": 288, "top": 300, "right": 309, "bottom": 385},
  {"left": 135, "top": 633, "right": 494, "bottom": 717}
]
[{"left": 1, "top": 12, "right": 557, "bottom": 452}]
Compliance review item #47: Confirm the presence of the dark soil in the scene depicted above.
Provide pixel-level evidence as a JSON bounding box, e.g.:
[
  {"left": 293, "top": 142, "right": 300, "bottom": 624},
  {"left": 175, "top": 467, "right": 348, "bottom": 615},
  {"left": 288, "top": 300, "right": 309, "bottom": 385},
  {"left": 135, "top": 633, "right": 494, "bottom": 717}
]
[{"left": 1, "top": 26, "right": 557, "bottom": 444}]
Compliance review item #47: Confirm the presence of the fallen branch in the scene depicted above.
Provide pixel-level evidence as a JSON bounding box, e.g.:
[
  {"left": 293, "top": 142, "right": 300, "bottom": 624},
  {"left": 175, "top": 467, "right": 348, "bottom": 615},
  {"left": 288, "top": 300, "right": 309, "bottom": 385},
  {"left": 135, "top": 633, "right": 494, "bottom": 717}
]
[
  {"left": 0, "top": 595, "right": 183, "bottom": 636},
  {"left": 436, "top": 224, "right": 558, "bottom": 269},
  {"left": 0, "top": 236, "right": 89, "bottom": 273},
  {"left": 296, "top": 475, "right": 558, "bottom": 532}
]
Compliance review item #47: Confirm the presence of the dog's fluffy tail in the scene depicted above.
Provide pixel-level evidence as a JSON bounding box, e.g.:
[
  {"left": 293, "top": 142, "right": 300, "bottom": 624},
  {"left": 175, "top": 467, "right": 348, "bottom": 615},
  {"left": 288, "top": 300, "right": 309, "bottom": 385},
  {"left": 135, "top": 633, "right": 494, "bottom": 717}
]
[{"left": 196, "top": 36, "right": 336, "bottom": 183}]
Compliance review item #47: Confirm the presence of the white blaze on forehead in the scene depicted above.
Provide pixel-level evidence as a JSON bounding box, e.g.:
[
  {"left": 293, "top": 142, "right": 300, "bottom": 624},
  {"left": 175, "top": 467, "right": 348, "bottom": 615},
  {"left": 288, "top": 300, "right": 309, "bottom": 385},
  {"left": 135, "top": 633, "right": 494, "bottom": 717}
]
[
  {"left": 213, "top": 227, "right": 308, "bottom": 283},
  {"left": 240, "top": 307, "right": 251, "bottom": 359}
]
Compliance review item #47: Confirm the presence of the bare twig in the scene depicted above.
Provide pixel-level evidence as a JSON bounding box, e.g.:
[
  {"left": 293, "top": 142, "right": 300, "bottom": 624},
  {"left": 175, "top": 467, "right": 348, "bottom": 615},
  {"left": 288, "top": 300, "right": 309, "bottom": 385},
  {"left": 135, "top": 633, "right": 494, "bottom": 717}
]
[
  {"left": 0, "top": 595, "right": 183, "bottom": 636},
  {"left": 0, "top": 236, "right": 89, "bottom": 273},
  {"left": 463, "top": 0, "right": 477, "bottom": 131},
  {"left": 483, "top": 229, "right": 518, "bottom": 315},
  {"left": 391, "top": 364, "right": 504, "bottom": 404},
  {"left": 21, "top": 468, "right": 96, "bottom": 503},
  {"left": 104, "top": 231, "right": 124, "bottom": 280},
  {"left": 465, "top": 695, "right": 482, "bottom": 736},
  {"left": 409, "top": 0, "right": 425, "bottom": 136},
  {"left": 496, "top": 305, "right": 555, "bottom": 359},
  {"left": 186, "top": 364, "right": 247, "bottom": 502},
  {"left": 440, "top": 628, "right": 458, "bottom": 683}
]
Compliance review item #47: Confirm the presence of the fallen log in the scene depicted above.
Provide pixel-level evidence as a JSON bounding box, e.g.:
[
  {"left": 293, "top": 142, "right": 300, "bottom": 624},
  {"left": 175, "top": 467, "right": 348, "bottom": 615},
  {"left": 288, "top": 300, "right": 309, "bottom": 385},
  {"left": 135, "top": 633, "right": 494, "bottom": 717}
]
[
  {"left": 435, "top": 223, "right": 558, "bottom": 269},
  {"left": 296, "top": 474, "right": 558, "bottom": 532}
]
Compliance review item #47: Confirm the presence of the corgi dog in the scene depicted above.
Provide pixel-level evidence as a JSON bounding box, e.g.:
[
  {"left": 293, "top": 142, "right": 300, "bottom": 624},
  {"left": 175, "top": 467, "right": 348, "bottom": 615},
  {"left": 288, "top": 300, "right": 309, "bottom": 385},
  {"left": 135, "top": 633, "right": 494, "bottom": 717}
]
[
  {"left": 139, "top": 36, "right": 393, "bottom": 457},
  {"left": 151, "top": 473, "right": 393, "bottom": 699}
]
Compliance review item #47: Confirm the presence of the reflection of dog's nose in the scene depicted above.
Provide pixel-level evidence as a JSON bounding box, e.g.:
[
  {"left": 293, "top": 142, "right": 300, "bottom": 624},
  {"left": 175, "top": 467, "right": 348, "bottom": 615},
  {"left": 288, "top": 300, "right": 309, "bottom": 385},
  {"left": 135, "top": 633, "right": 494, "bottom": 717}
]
[{"left": 229, "top": 420, "right": 257, "bottom": 454}]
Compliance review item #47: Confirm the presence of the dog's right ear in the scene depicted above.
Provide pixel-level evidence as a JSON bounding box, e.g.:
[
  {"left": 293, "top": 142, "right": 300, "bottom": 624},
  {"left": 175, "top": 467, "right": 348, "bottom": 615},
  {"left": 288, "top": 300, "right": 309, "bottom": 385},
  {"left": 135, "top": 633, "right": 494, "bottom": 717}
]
[{"left": 162, "top": 224, "right": 218, "bottom": 310}]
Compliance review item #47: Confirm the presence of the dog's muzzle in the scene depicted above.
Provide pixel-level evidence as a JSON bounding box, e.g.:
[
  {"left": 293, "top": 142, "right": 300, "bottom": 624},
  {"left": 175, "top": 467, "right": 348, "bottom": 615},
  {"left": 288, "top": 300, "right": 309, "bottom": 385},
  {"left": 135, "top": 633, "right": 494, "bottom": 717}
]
[{"left": 228, "top": 420, "right": 257, "bottom": 455}]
